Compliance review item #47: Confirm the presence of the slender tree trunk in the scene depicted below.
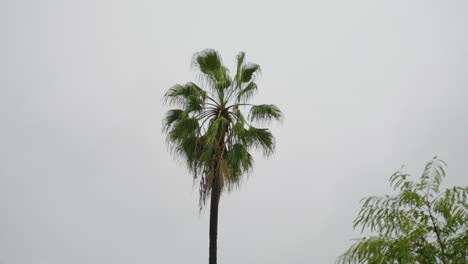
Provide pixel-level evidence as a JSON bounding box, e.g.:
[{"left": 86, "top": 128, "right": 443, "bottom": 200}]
[
  {"left": 209, "top": 181, "right": 221, "bottom": 264},
  {"left": 209, "top": 122, "right": 227, "bottom": 264}
]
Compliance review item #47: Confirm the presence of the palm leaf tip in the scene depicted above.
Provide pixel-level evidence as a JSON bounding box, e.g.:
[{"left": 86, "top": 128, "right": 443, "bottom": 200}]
[
  {"left": 236, "top": 51, "right": 246, "bottom": 65},
  {"left": 235, "top": 52, "right": 246, "bottom": 86}
]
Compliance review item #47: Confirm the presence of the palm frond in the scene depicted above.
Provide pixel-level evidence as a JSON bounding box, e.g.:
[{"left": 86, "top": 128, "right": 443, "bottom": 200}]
[
  {"left": 225, "top": 143, "right": 253, "bottom": 181},
  {"left": 241, "top": 63, "right": 260, "bottom": 82},
  {"left": 164, "top": 82, "right": 207, "bottom": 108},
  {"left": 192, "top": 49, "right": 222, "bottom": 75},
  {"left": 236, "top": 82, "right": 258, "bottom": 103},
  {"left": 231, "top": 119, "right": 246, "bottom": 139},
  {"left": 165, "top": 115, "right": 202, "bottom": 172},
  {"left": 192, "top": 49, "right": 231, "bottom": 92},
  {"left": 205, "top": 117, "right": 227, "bottom": 146},
  {"left": 243, "top": 126, "right": 275, "bottom": 156},
  {"left": 163, "top": 109, "right": 186, "bottom": 132},
  {"left": 249, "top": 104, "right": 283, "bottom": 123},
  {"left": 234, "top": 51, "right": 246, "bottom": 88},
  {"left": 185, "top": 95, "right": 205, "bottom": 114},
  {"left": 167, "top": 117, "right": 200, "bottom": 144}
]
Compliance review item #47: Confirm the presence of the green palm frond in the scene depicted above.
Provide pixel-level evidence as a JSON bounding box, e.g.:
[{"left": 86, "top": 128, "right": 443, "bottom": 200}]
[
  {"left": 236, "top": 82, "right": 258, "bottom": 103},
  {"left": 192, "top": 49, "right": 231, "bottom": 92},
  {"left": 167, "top": 117, "right": 199, "bottom": 144},
  {"left": 164, "top": 82, "right": 206, "bottom": 107},
  {"left": 241, "top": 63, "right": 260, "bottom": 82},
  {"left": 244, "top": 126, "right": 275, "bottom": 156},
  {"left": 231, "top": 106, "right": 246, "bottom": 124},
  {"left": 193, "top": 49, "right": 222, "bottom": 75},
  {"left": 231, "top": 123, "right": 245, "bottom": 141},
  {"left": 225, "top": 143, "right": 253, "bottom": 182},
  {"left": 205, "top": 117, "right": 226, "bottom": 146},
  {"left": 185, "top": 95, "right": 205, "bottom": 114},
  {"left": 163, "top": 109, "right": 186, "bottom": 132},
  {"left": 249, "top": 104, "right": 283, "bottom": 123},
  {"left": 235, "top": 51, "right": 246, "bottom": 87}
]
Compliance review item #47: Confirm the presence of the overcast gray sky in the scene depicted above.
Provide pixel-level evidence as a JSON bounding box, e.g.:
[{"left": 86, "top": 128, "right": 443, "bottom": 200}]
[{"left": 1, "top": 0, "right": 467, "bottom": 263}]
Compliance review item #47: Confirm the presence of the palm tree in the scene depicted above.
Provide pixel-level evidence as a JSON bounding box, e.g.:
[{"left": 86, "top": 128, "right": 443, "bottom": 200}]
[{"left": 163, "top": 49, "right": 282, "bottom": 264}]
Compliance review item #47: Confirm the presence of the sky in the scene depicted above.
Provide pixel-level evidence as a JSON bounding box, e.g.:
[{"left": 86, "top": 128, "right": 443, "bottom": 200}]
[{"left": 1, "top": 0, "right": 467, "bottom": 263}]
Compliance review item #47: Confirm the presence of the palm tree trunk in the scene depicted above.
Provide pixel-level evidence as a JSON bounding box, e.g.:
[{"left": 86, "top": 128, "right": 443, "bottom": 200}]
[
  {"left": 209, "top": 181, "right": 221, "bottom": 264},
  {"left": 209, "top": 125, "right": 226, "bottom": 264}
]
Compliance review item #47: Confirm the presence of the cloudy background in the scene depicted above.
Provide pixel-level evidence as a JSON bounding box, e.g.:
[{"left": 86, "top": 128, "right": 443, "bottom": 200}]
[{"left": 1, "top": 0, "right": 467, "bottom": 263}]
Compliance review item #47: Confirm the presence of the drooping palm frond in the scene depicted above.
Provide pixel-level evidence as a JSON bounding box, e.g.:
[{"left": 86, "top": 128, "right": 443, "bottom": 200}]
[
  {"left": 243, "top": 127, "right": 275, "bottom": 156},
  {"left": 240, "top": 63, "right": 261, "bottom": 82},
  {"left": 164, "top": 113, "right": 202, "bottom": 172},
  {"left": 163, "top": 109, "right": 186, "bottom": 131},
  {"left": 225, "top": 143, "right": 253, "bottom": 185},
  {"left": 249, "top": 104, "right": 283, "bottom": 123},
  {"left": 164, "top": 82, "right": 207, "bottom": 107}
]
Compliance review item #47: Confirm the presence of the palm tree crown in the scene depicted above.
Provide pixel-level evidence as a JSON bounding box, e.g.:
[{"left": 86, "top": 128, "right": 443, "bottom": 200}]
[{"left": 163, "top": 49, "right": 282, "bottom": 208}]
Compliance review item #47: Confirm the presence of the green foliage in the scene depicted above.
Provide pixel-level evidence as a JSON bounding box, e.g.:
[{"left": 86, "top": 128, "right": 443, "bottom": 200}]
[
  {"left": 243, "top": 127, "right": 275, "bottom": 156},
  {"left": 338, "top": 157, "right": 468, "bottom": 264},
  {"left": 249, "top": 104, "right": 283, "bottom": 123},
  {"left": 240, "top": 63, "right": 261, "bottom": 82},
  {"left": 164, "top": 82, "right": 206, "bottom": 108},
  {"left": 236, "top": 82, "right": 258, "bottom": 103},
  {"left": 163, "top": 49, "right": 282, "bottom": 208},
  {"left": 192, "top": 49, "right": 232, "bottom": 92}
]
